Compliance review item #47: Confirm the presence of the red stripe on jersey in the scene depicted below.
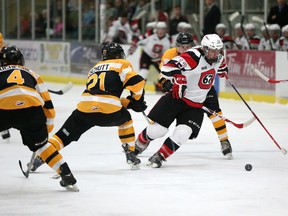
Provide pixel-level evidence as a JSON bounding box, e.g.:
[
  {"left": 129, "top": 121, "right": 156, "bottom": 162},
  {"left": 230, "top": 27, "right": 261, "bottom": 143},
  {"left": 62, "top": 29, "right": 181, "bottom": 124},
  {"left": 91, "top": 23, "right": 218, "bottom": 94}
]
[
  {"left": 181, "top": 97, "right": 203, "bottom": 108},
  {"left": 250, "top": 38, "right": 260, "bottom": 45},
  {"left": 180, "top": 52, "right": 199, "bottom": 69}
]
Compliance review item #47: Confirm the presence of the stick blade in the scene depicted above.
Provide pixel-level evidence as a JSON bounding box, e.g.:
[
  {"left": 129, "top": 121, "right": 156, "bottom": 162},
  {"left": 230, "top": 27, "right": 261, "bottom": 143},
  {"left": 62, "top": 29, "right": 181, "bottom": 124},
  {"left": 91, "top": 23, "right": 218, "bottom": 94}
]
[{"left": 19, "top": 160, "right": 29, "bottom": 178}]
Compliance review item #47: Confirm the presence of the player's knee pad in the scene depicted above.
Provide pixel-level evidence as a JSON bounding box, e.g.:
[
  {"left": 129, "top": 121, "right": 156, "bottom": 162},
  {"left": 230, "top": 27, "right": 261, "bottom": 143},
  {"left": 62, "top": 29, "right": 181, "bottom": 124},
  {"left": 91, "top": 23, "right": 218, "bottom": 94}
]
[
  {"left": 170, "top": 124, "right": 192, "bottom": 146},
  {"left": 139, "top": 69, "right": 149, "bottom": 80},
  {"left": 146, "top": 122, "right": 168, "bottom": 140}
]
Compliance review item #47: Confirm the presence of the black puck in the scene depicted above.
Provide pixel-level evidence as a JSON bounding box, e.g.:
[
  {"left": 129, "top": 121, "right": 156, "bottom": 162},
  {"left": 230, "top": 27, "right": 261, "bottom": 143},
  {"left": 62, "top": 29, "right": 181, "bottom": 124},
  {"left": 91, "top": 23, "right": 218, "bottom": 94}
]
[{"left": 245, "top": 164, "right": 253, "bottom": 171}]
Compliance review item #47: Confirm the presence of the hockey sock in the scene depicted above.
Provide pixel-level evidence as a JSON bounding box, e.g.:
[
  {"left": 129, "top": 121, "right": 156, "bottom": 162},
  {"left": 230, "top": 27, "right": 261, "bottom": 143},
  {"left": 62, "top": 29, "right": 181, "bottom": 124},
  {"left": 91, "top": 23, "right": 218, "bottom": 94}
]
[
  {"left": 36, "top": 142, "right": 65, "bottom": 173},
  {"left": 209, "top": 111, "right": 228, "bottom": 141},
  {"left": 138, "top": 128, "right": 153, "bottom": 145},
  {"left": 49, "top": 134, "right": 65, "bottom": 151},
  {"left": 118, "top": 120, "right": 135, "bottom": 151},
  {"left": 159, "top": 137, "right": 180, "bottom": 159}
]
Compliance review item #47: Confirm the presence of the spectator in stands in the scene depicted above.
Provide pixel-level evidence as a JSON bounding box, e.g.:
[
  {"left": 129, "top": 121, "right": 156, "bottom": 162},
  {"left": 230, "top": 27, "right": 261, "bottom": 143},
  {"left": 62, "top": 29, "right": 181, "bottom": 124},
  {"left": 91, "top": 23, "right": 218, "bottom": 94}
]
[
  {"left": 169, "top": 5, "right": 188, "bottom": 36},
  {"left": 280, "top": 25, "right": 288, "bottom": 51},
  {"left": 20, "top": 14, "right": 30, "bottom": 38},
  {"left": 203, "top": 0, "right": 221, "bottom": 35},
  {"left": 114, "top": 0, "right": 126, "bottom": 18},
  {"left": 244, "top": 23, "right": 261, "bottom": 50},
  {"left": 53, "top": 16, "right": 63, "bottom": 39},
  {"left": 82, "top": 3, "right": 95, "bottom": 40},
  {"left": 105, "top": 12, "right": 133, "bottom": 44},
  {"left": 267, "top": 0, "right": 288, "bottom": 28}
]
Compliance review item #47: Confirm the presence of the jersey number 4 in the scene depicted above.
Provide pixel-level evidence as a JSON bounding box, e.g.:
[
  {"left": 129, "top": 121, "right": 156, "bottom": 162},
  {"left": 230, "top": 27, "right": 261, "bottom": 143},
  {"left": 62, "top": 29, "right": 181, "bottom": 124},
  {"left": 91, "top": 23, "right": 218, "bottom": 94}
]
[{"left": 7, "top": 70, "right": 25, "bottom": 85}]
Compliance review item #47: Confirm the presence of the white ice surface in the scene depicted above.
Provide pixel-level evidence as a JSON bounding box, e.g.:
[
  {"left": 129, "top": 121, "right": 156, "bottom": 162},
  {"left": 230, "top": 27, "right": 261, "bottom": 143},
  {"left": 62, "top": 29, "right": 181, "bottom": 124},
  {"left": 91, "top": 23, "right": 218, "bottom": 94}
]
[{"left": 1, "top": 83, "right": 288, "bottom": 216}]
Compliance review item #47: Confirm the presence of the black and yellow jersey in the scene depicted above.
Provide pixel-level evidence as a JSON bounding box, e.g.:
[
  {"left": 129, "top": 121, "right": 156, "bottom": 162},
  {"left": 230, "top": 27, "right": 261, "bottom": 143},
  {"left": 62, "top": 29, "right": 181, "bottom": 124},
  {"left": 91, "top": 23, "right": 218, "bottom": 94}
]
[
  {"left": 77, "top": 58, "right": 145, "bottom": 114},
  {"left": 159, "top": 47, "right": 179, "bottom": 69},
  {"left": 0, "top": 65, "right": 55, "bottom": 132}
]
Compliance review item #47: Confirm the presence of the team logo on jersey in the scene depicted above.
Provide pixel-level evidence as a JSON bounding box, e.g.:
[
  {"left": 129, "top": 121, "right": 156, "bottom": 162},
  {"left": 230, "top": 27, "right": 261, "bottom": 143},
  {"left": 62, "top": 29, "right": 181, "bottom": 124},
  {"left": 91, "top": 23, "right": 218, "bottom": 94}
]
[
  {"left": 16, "top": 100, "right": 25, "bottom": 106},
  {"left": 91, "top": 106, "right": 99, "bottom": 111},
  {"left": 198, "top": 69, "right": 215, "bottom": 89}
]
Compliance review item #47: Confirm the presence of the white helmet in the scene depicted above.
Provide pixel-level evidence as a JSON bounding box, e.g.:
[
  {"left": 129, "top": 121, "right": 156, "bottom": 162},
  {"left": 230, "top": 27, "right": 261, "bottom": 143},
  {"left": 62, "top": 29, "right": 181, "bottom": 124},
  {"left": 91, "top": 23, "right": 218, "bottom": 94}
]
[
  {"left": 269, "top": 24, "right": 280, "bottom": 32},
  {"left": 201, "top": 34, "right": 223, "bottom": 50},
  {"left": 261, "top": 25, "right": 269, "bottom": 32},
  {"left": 155, "top": 22, "right": 167, "bottom": 29},
  {"left": 244, "top": 23, "right": 255, "bottom": 30},
  {"left": 215, "top": 23, "right": 226, "bottom": 30},
  {"left": 282, "top": 25, "right": 288, "bottom": 33},
  {"left": 201, "top": 34, "right": 223, "bottom": 63},
  {"left": 234, "top": 23, "right": 242, "bottom": 29}
]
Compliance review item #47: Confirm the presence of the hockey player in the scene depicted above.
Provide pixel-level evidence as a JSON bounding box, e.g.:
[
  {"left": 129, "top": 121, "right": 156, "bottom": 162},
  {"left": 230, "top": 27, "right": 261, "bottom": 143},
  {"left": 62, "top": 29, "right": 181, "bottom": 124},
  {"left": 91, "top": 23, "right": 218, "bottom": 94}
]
[
  {"left": 244, "top": 23, "right": 261, "bottom": 50},
  {"left": 156, "top": 32, "right": 233, "bottom": 159},
  {"left": 30, "top": 42, "right": 147, "bottom": 171},
  {"left": 280, "top": 25, "right": 288, "bottom": 51},
  {"left": 234, "top": 23, "right": 248, "bottom": 50},
  {"left": 0, "top": 32, "right": 11, "bottom": 142},
  {"left": 129, "top": 22, "right": 171, "bottom": 83},
  {"left": 134, "top": 34, "right": 231, "bottom": 168},
  {"left": 0, "top": 46, "right": 78, "bottom": 191}
]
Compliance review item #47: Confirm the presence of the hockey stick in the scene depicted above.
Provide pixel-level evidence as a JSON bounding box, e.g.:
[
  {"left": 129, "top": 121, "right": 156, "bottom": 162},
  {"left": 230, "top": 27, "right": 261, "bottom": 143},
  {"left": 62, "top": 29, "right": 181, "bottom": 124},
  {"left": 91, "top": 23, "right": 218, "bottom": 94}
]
[
  {"left": 240, "top": 15, "right": 251, "bottom": 49},
  {"left": 224, "top": 74, "right": 287, "bottom": 155},
  {"left": 254, "top": 69, "right": 288, "bottom": 83},
  {"left": 263, "top": 22, "right": 274, "bottom": 50},
  {"left": 222, "top": 39, "right": 242, "bottom": 50},
  {"left": 142, "top": 111, "right": 152, "bottom": 124},
  {"left": 228, "top": 11, "right": 240, "bottom": 38},
  {"left": 48, "top": 82, "right": 73, "bottom": 95},
  {"left": 202, "top": 106, "right": 256, "bottom": 129},
  {"left": 19, "top": 152, "right": 36, "bottom": 178}
]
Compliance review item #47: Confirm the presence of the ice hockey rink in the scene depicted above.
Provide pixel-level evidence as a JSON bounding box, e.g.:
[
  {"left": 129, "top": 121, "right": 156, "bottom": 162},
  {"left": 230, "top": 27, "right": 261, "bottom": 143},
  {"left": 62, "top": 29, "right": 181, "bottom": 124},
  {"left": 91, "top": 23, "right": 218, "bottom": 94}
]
[{"left": 1, "top": 82, "right": 288, "bottom": 216}]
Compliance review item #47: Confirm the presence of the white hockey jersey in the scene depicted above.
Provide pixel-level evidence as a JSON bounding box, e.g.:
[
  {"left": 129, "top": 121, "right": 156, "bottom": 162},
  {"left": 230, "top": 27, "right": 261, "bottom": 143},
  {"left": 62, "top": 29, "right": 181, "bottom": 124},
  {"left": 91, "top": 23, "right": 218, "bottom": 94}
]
[
  {"left": 138, "top": 33, "right": 171, "bottom": 62},
  {"left": 161, "top": 48, "right": 227, "bottom": 107}
]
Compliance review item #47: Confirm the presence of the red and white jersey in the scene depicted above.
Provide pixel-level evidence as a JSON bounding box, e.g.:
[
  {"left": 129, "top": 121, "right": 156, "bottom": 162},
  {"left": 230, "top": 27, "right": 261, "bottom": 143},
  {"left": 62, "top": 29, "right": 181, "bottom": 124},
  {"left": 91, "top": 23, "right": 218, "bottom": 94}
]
[
  {"left": 161, "top": 48, "right": 227, "bottom": 107},
  {"left": 280, "top": 36, "right": 288, "bottom": 51},
  {"left": 138, "top": 33, "right": 171, "bottom": 62}
]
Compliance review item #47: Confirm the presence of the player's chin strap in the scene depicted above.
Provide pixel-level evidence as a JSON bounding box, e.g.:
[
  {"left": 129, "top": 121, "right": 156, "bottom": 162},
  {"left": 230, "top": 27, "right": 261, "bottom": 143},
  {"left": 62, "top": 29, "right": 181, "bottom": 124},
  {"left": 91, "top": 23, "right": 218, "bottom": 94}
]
[{"left": 223, "top": 74, "right": 287, "bottom": 155}]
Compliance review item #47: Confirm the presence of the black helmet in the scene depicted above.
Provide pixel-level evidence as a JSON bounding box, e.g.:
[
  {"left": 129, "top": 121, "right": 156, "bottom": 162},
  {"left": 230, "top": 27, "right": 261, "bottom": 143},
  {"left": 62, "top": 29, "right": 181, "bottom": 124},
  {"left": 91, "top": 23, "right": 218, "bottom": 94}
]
[
  {"left": 0, "top": 46, "right": 25, "bottom": 66},
  {"left": 101, "top": 42, "right": 125, "bottom": 60},
  {"left": 176, "top": 32, "right": 195, "bottom": 47}
]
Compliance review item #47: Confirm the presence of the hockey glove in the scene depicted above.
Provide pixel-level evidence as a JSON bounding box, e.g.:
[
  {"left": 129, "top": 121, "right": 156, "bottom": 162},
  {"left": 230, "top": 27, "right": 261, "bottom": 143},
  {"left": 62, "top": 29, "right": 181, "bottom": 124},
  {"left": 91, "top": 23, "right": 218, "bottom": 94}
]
[
  {"left": 159, "top": 77, "right": 173, "bottom": 92},
  {"left": 127, "top": 95, "right": 147, "bottom": 112},
  {"left": 171, "top": 74, "right": 187, "bottom": 99}
]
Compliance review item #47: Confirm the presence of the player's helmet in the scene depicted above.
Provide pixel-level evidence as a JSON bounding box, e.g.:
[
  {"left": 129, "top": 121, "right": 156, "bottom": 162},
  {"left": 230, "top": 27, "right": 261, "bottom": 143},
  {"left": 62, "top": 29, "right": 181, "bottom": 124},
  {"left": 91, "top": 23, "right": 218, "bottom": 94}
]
[
  {"left": 0, "top": 46, "right": 25, "bottom": 66},
  {"left": 282, "top": 25, "right": 288, "bottom": 34},
  {"left": 176, "top": 32, "right": 195, "bottom": 47},
  {"left": 201, "top": 34, "right": 223, "bottom": 63},
  {"left": 101, "top": 42, "right": 125, "bottom": 60}
]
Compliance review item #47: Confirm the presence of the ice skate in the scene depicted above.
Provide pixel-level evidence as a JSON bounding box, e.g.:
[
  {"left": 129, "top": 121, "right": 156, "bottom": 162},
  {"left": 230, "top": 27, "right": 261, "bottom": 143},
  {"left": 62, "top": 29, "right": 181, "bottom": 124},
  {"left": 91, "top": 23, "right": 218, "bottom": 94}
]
[
  {"left": 122, "top": 144, "right": 141, "bottom": 170},
  {"left": 27, "top": 155, "right": 45, "bottom": 171},
  {"left": 221, "top": 139, "right": 233, "bottom": 160},
  {"left": 59, "top": 162, "right": 79, "bottom": 192},
  {"left": 147, "top": 151, "right": 166, "bottom": 168}
]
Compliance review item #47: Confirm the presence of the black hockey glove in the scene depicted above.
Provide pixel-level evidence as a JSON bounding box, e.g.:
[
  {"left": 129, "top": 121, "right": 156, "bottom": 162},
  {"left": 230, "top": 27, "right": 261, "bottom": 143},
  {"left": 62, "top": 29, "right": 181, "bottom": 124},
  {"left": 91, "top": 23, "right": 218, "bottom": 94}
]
[
  {"left": 127, "top": 95, "right": 147, "bottom": 112},
  {"left": 159, "top": 77, "right": 173, "bottom": 92}
]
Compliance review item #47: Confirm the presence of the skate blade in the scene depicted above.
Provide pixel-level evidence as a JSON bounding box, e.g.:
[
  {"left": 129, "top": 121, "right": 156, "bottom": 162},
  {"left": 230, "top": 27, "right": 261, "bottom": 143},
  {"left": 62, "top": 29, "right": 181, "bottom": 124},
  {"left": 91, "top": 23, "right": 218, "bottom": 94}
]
[
  {"left": 146, "top": 162, "right": 161, "bottom": 168},
  {"left": 225, "top": 153, "right": 233, "bottom": 160},
  {"left": 51, "top": 174, "right": 61, "bottom": 179},
  {"left": 64, "top": 184, "right": 79, "bottom": 192},
  {"left": 130, "top": 163, "right": 140, "bottom": 170}
]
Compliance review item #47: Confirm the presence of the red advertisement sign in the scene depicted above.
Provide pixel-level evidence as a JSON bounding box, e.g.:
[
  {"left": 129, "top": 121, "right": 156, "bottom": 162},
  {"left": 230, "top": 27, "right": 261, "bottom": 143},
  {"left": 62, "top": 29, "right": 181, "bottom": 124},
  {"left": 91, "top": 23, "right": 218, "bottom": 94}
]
[{"left": 225, "top": 50, "right": 275, "bottom": 91}]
